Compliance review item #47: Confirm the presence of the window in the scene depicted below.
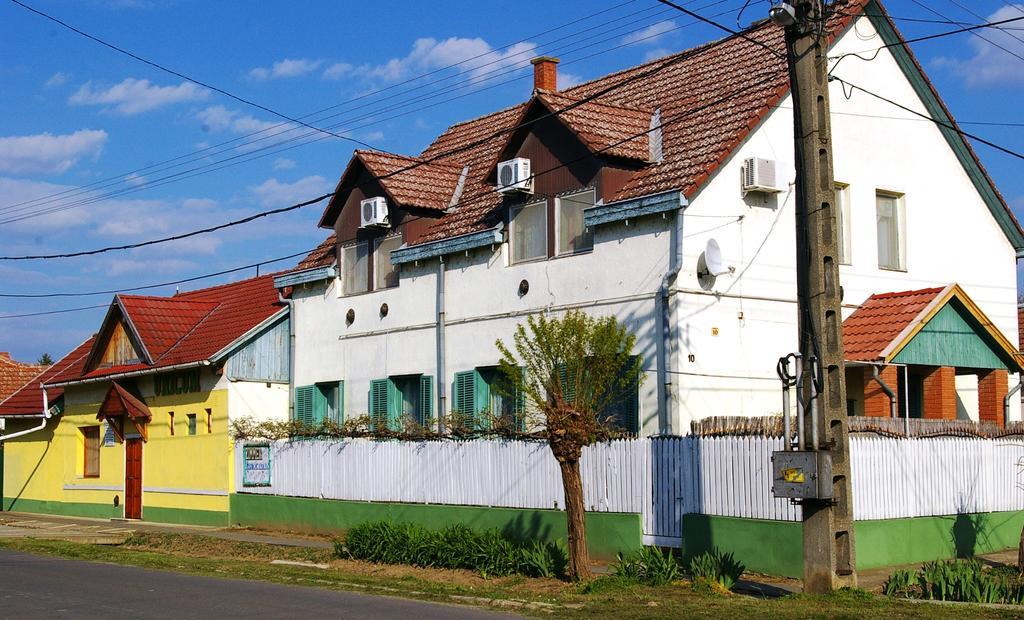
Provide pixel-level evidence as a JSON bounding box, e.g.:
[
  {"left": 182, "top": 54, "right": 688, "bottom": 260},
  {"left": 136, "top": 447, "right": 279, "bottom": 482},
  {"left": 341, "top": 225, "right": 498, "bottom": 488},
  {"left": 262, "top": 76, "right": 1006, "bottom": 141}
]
[
  {"left": 453, "top": 366, "right": 524, "bottom": 430},
  {"left": 168, "top": 411, "right": 175, "bottom": 436},
  {"left": 510, "top": 201, "right": 547, "bottom": 263},
  {"left": 82, "top": 426, "right": 100, "bottom": 477},
  {"left": 294, "top": 382, "right": 345, "bottom": 427},
  {"left": 557, "top": 189, "right": 595, "bottom": 255},
  {"left": 342, "top": 242, "right": 369, "bottom": 295},
  {"left": 554, "top": 357, "right": 640, "bottom": 435},
  {"left": 187, "top": 413, "right": 197, "bottom": 436},
  {"left": 835, "top": 184, "right": 851, "bottom": 265},
  {"left": 875, "top": 191, "right": 905, "bottom": 270},
  {"left": 369, "top": 375, "right": 433, "bottom": 430},
  {"left": 205, "top": 408, "right": 212, "bottom": 433},
  {"left": 374, "top": 236, "right": 402, "bottom": 290}
]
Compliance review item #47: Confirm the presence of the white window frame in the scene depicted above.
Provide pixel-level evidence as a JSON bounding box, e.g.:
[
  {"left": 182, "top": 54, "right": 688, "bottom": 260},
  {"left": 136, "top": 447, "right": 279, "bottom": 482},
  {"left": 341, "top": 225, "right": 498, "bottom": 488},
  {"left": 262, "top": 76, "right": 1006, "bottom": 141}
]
[
  {"left": 875, "top": 190, "right": 906, "bottom": 272},
  {"left": 374, "top": 235, "right": 402, "bottom": 290},
  {"left": 555, "top": 188, "right": 595, "bottom": 256},
  {"left": 342, "top": 241, "right": 370, "bottom": 296},
  {"left": 509, "top": 200, "right": 548, "bottom": 264},
  {"left": 835, "top": 183, "right": 851, "bottom": 265}
]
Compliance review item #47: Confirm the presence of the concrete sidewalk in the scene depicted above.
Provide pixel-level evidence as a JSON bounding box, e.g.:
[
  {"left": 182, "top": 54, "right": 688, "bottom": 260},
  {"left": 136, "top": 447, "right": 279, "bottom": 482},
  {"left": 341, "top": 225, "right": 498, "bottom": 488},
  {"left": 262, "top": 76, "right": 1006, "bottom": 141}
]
[{"left": 0, "top": 511, "right": 333, "bottom": 549}]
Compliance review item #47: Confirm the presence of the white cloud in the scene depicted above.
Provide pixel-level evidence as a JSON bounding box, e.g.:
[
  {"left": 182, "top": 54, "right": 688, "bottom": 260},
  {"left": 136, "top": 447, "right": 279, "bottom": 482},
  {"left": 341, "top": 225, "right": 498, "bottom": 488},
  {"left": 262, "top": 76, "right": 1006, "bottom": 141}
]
[
  {"left": 249, "top": 58, "right": 322, "bottom": 80},
  {"left": 45, "top": 72, "right": 70, "bottom": 88},
  {"left": 322, "top": 62, "right": 353, "bottom": 80},
  {"left": 106, "top": 257, "right": 197, "bottom": 277},
  {"left": 196, "top": 105, "right": 280, "bottom": 135},
  {"left": 362, "top": 130, "right": 385, "bottom": 142},
  {"left": 643, "top": 48, "right": 672, "bottom": 63},
  {"left": 272, "top": 157, "right": 296, "bottom": 170},
  {"left": 932, "top": 4, "right": 1024, "bottom": 87},
  {"left": 70, "top": 78, "right": 209, "bottom": 115},
  {"left": 559, "top": 72, "right": 583, "bottom": 89},
  {"left": 249, "top": 175, "right": 330, "bottom": 208},
  {"left": 622, "top": 20, "right": 676, "bottom": 46},
  {"left": 359, "top": 37, "right": 537, "bottom": 84},
  {"left": 125, "top": 173, "right": 146, "bottom": 187},
  {"left": 0, "top": 129, "right": 107, "bottom": 176},
  {"left": 181, "top": 197, "right": 218, "bottom": 211}
]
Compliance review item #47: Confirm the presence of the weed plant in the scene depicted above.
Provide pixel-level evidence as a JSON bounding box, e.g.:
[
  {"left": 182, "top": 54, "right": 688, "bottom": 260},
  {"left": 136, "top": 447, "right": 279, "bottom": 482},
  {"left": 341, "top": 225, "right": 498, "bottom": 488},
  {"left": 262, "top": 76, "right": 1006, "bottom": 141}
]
[{"left": 883, "top": 559, "right": 1024, "bottom": 605}]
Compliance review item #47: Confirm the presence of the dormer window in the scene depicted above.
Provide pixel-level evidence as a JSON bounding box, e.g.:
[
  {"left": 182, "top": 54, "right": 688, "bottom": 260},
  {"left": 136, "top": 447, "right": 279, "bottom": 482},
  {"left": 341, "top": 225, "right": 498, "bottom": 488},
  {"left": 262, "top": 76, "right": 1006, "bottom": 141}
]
[
  {"left": 557, "top": 188, "right": 595, "bottom": 255},
  {"left": 510, "top": 201, "right": 547, "bottom": 264}
]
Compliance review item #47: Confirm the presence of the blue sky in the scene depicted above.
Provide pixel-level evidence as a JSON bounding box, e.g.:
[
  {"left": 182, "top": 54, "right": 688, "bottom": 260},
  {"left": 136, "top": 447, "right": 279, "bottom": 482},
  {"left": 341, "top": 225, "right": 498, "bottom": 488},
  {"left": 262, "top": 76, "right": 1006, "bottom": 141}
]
[{"left": 0, "top": 0, "right": 1022, "bottom": 363}]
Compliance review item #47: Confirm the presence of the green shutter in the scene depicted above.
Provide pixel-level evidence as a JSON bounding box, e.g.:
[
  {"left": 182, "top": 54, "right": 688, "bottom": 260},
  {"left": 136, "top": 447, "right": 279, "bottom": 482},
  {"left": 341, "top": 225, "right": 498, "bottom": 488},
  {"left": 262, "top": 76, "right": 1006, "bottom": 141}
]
[
  {"left": 312, "top": 385, "right": 327, "bottom": 424},
  {"left": 337, "top": 380, "right": 345, "bottom": 423},
  {"left": 556, "top": 363, "right": 577, "bottom": 404},
  {"left": 513, "top": 366, "right": 527, "bottom": 431},
  {"left": 387, "top": 379, "right": 403, "bottom": 427},
  {"left": 607, "top": 356, "right": 640, "bottom": 434},
  {"left": 294, "top": 385, "right": 315, "bottom": 427},
  {"left": 473, "top": 370, "right": 491, "bottom": 430},
  {"left": 453, "top": 371, "right": 475, "bottom": 426},
  {"left": 369, "top": 379, "right": 389, "bottom": 430},
  {"left": 419, "top": 375, "right": 434, "bottom": 426}
]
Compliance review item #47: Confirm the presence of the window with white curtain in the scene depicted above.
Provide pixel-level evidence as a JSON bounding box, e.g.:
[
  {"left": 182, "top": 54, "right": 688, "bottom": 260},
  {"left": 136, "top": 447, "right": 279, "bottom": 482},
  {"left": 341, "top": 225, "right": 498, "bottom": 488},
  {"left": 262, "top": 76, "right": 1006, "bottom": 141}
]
[
  {"left": 875, "top": 191, "right": 905, "bottom": 270},
  {"left": 835, "top": 184, "right": 851, "bottom": 265},
  {"left": 342, "top": 242, "right": 369, "bottom": 295},
  {"left": 510, "top": 201, "right": 547, "bottom": 263},
  {"left": 557, "top": 189, "right": 595, "bottom": 255}
]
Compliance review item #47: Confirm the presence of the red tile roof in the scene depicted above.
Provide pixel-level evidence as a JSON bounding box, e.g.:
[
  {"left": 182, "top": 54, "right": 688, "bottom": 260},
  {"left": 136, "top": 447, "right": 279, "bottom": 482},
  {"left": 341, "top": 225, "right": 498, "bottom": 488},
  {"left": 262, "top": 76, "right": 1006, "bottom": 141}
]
[
  {"left": 0, "top": 353, "right": 46, "bottom": 404},
  {"left": 842, "top": 286, "right": 946, "bottom": 362},
  {"left": 357, "top": 150, "right": 465, "bottom": 212},
  {"left": 531, "top": 90, "right": 652, "bottom": 162},
  {"left": 295, "top": 233, "right": 337, "bottom": 270},
  {"left": 48, "top": 274, "right": 285, "bottom": 385},
  {"left": 0, "top": 338, "right": 95, "bottom": 416}
]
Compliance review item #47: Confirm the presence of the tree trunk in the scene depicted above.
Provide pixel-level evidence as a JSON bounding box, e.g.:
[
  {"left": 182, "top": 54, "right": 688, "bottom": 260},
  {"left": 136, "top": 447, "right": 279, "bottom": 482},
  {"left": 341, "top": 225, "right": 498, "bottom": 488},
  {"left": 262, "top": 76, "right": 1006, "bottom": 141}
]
[
  {"left": 559, "top": 457, "right": 593, "bottom": 581},
  {"left": 1018, "top": 523, "right": 1024, "bottom": 573}
]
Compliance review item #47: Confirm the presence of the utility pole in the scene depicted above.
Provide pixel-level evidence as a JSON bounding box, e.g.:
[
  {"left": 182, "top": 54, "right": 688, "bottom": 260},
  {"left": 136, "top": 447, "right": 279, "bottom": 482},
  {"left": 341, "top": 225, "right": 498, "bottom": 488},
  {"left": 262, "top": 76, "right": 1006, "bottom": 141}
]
[{"left": 777, "top": 0, "right": 857, "bottom": 593}]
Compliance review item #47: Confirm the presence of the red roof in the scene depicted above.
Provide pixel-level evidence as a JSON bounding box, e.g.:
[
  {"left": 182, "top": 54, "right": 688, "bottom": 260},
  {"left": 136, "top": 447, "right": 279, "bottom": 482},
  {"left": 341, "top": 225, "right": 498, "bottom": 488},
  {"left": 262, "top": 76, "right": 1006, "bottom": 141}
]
[
  {"left": 529, "top": 90, "right": 652, "bottom": 162},
  {"left": 842, "top": 286, "right": 946, "bottom": 362},
  {"left": 48, "top": 274, "right": 284, "bottom": 385},
  {"left": 0, "top": 338, "right": 95, "bottom": 416},
  {"left": 0, "top": 353, "right": 45, "bottom": 404}
]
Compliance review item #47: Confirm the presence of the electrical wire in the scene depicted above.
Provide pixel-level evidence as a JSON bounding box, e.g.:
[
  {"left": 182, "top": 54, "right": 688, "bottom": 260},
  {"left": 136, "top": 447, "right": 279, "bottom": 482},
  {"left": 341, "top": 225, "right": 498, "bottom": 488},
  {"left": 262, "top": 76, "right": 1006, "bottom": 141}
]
[
  {"left": 0, "top": 1, "right": 734, "bottom": 224},
  {"left": 0, "top": 0, "right": 667, "bottom": 216},
  {"left": 656, "top": 0, "right": 785, "bottom": 58},
  {"left": 908, "top": 0, "right": 1024, "bottom": 64},
  {"left": 829, "top": 76, "right": 1024, "bottom": 162},
  {"left": 7, "top": 0, "right": 377, "bottom": 149},
  {"left": 0, "top": 304, "right": 109, "bottom": 319}
]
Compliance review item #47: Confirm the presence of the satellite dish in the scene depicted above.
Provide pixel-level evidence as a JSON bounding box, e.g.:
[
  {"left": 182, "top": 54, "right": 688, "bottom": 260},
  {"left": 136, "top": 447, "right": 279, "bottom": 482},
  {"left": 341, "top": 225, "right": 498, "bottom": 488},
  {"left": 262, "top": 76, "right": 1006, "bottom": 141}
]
[{"left": 697, "top": 238, "right": 733, "bottom": 290}]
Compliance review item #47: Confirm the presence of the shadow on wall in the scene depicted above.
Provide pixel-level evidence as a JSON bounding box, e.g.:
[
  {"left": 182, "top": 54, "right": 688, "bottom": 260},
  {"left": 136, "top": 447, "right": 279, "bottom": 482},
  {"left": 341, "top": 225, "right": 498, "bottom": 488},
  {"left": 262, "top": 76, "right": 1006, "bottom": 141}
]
[
  {"left": 501, "top": 512, "right": 554, "bottom": 545},
  {"left": 3, "top": 419, "right": 55, "bottom": 510},
  {"left": 951, "top": 511, "right": 991, "bottom": 558}
]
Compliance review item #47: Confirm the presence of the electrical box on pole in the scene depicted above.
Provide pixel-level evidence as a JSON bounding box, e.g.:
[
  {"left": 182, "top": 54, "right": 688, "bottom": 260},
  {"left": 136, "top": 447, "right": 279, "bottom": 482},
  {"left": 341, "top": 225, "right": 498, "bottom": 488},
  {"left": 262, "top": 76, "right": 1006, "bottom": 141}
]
[{"left": 768, "top": 0, "right": 857, "bottom": 593}]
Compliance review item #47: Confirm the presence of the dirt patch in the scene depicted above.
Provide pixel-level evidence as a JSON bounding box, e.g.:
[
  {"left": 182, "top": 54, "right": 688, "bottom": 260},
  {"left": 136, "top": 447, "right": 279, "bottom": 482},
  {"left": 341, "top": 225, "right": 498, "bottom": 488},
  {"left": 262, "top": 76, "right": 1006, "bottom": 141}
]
[{"left": 123, "top": 532, "right": 333, "bottom": 564}]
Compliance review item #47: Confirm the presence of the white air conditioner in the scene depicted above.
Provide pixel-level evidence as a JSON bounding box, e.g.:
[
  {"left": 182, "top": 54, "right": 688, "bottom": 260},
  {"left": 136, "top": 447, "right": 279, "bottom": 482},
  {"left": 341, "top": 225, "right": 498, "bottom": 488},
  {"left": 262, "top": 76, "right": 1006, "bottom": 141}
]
[
  {"left": 496, "top": 157, "right": 533, "bottom": 194},
  {"left": 359, "top": 196, "right": 389, "bottom": 228},
  {"left": 741, "top": 157, "right": 780, "bottom": 195}
]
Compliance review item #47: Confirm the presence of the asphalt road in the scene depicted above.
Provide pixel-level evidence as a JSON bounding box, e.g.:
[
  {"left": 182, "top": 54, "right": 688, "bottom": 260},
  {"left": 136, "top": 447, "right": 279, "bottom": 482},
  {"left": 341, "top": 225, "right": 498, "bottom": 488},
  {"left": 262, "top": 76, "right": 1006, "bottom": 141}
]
[{"left": 0, "top": 549, "right": 515, "bottom": 619}]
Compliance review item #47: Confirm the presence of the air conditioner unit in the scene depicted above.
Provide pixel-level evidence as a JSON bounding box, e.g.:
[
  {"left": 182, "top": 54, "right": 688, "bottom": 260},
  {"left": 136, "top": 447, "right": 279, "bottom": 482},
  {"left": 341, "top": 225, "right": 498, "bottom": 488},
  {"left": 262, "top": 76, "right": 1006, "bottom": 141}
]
[
  {"left": 741, "top": 157, "right": 780, "bottom": 195},
  {"left": 496, "top": 157, "right": 533, "bottom": 194},
  {"left": 359, "top": 196, "right": 389, "bottom": 228}
]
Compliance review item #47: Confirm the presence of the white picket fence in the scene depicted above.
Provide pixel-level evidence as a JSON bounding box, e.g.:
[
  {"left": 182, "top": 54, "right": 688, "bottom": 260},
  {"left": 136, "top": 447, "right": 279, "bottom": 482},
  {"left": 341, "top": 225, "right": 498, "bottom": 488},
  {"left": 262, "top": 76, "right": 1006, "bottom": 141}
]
[{"left": 235, "top": 435, "right": 1024, "bottom": 544}]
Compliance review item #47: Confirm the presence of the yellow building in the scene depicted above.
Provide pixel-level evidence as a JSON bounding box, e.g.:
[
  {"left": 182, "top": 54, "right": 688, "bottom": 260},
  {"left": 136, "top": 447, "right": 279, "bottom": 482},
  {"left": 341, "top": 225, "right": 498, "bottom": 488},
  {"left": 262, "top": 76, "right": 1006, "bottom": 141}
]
[{"left": 0, "top": 275, "right": 289, "bottom": 525}]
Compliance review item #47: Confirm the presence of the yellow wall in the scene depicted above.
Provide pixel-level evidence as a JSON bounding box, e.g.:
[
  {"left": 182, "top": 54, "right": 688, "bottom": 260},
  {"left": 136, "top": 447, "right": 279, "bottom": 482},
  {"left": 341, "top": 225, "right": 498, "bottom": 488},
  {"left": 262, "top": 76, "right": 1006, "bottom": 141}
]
[{"left": 3, "top": 370, "right": 234, "bottom": 523}]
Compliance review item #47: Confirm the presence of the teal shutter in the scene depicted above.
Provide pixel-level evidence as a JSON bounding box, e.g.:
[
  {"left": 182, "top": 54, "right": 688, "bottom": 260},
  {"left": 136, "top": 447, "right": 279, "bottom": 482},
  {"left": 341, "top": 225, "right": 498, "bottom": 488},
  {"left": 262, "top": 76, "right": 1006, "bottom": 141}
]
[
  {"left": 312, "top": 386, "right": 327, "bottom": 424},
  {"left": 556, "top": 363, "right": 577, "bottom": 404},
  {"left": 453, "top": 371, "right": 475, "bottom": 426},
  {"left": 336, "top": 380, "right": 345, "bottom": 423},
  {"left": 387, "top": 379, "right": 403, "bottom": 428},
  {"left": 294, "top": 385, "right": 315, "bottom": 427},
  {"left": 609, "top": 356, "right": 640, "bottom": 434},
  {"left": 473, "top": 370, "right": 491, "bottom": 430},
  {"left": 369, "top": 379, "right": 389, "bottom": 430},
  {"left": 513, "top": 366, "right": 527, "bottom": 431},
  {"left": 419, "top": 375, "right": 434, "bottom": 426}
]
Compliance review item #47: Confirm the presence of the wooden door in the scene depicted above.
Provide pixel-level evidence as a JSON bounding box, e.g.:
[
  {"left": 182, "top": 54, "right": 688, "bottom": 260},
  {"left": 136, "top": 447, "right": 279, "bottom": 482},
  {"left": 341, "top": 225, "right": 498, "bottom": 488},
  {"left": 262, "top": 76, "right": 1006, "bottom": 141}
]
[{"left": 125, "top": 439, "right": 143, "bottom": 519}]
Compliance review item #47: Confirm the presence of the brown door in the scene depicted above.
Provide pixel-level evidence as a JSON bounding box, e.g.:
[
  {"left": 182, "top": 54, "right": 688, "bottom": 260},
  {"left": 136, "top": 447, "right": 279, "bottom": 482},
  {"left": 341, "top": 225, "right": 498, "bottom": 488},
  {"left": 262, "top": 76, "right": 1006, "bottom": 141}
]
[{"left": 125, "top": 439, "right": 143, "bottom": 519}]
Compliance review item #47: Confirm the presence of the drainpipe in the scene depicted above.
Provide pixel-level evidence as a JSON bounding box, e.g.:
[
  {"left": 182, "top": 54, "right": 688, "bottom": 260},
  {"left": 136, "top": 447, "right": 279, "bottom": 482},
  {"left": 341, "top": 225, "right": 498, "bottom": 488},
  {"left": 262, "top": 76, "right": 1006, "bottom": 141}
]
[
  {"left": 277, "top": 290, "right": 295, "bottom": 420},
  {"left": 436, "top": 256, "right": 447, "bottom": 433},
  {"left": 657, "top": 201, "right": 685, "bottom": 435},
  {"left": 871, "top": 363, "right": 898, "bottom": 420},
  {"left": 0, "top": 386, "right": 53, "bottom": 444},
  {"left": 1004, "top": 376, "right": 1023, "bottom": 426}
]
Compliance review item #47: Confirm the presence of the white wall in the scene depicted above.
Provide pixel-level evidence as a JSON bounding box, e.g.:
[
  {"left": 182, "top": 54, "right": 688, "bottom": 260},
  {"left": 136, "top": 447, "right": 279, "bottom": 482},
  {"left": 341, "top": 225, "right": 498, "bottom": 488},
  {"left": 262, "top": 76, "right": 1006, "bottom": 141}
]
[
  {"left": 289, "top": 14, "right": 1020, "bottom": 435},
  {"left": 227, "top": 380, "right": 288, "bottom": 422}
]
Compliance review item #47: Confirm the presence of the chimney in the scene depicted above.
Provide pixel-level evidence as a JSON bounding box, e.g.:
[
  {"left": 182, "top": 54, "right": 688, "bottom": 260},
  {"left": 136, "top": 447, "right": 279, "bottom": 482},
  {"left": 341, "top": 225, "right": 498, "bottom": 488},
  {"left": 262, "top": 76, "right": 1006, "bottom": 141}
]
[{"left": 531, "top": 56, "right": 559, "bottom": 92}]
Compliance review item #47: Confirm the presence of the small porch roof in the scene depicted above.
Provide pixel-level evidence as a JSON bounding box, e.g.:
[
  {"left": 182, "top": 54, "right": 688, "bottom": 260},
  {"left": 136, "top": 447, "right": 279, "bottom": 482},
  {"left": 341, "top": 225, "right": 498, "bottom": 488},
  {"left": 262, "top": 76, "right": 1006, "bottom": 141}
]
[
  {"left": 97, "top": 382, "right": 151, "bottom": 422},
  {"left": 842, "top": 284, "right": 1024, "bottom": 372}
]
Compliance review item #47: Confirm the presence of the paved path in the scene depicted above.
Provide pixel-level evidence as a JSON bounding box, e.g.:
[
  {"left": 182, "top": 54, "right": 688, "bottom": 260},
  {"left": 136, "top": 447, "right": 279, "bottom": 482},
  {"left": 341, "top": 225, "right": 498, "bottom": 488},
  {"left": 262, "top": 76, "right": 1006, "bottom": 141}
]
[{"left": 0, "top": 549, "right": 514, "bottom": 619}]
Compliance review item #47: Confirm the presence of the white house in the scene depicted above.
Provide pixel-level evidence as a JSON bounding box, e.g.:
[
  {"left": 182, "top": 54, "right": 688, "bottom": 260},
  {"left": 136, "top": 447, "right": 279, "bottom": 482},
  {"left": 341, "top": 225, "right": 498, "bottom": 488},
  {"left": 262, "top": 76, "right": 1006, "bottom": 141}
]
[{"left": 275, "top": 0, "right": 1024, "bottom": 436}]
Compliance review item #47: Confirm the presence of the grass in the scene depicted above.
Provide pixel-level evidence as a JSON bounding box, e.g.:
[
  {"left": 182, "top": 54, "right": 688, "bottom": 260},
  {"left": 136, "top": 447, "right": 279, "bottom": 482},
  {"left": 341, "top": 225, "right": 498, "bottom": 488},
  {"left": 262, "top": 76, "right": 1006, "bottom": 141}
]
[{"left": 0, "top": 533, "right": 1021, "bottom": 619}]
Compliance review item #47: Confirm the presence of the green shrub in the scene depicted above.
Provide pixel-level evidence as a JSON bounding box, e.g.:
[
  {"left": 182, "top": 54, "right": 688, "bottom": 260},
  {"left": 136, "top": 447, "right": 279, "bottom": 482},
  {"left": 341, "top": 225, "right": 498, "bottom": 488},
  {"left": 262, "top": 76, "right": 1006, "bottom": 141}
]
[
  {"left": 883, "top": 559, "right": 1024, "bottom": 605},
  {"left": 612, "top": 546, "right": 683, "bottom": 586},
  {"left": 338, "top": 520, "right": 567, "bottom": 579},
  {"left": 882, "top": 569, "right": 917, "bottom": 598},
  {"left": 688, "top": 547, "right": 745, "bottom": 591}
]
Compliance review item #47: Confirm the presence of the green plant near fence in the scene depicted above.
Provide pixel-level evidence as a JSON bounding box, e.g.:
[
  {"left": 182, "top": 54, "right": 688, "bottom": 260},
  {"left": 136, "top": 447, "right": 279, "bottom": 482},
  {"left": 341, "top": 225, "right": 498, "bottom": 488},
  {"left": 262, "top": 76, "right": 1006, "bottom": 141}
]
[
  {"left": 336, "top": 521, "right": 567, "bottom": 579},
  {"left": 611, "top": 546, "right": 745, "bottom": 590},
  {"left": 884, "top": 559, "right": 1024, "bottom": 605}
]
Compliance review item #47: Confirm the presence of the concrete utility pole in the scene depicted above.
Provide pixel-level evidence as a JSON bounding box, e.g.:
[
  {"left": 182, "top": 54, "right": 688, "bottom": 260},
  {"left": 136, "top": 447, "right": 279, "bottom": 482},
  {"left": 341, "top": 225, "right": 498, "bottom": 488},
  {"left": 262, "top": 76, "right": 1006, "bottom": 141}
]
[{"left": 782, "top": 0, "right": 857, "bottom": 592}]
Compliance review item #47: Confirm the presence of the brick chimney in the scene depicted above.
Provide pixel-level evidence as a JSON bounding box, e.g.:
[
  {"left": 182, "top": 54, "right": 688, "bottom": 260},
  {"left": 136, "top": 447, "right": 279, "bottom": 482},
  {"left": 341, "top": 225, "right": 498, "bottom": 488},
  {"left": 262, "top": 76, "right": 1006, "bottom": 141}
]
[{"left": 531, "top": 56, "right": 559, "bottom": 92}]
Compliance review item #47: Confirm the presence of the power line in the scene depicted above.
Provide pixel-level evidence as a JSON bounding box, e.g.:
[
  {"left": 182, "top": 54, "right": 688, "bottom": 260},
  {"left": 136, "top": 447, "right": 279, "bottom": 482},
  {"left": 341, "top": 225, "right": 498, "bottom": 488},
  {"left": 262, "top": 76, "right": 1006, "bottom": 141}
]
[
  {"left": 830, "top": 14, "right": 1024, "bottom": 63},
  {"left": 0, "top": 246, "right": 322, "bottom": 298},
  {"left": 0, "top": 194, "right": 332, "bottom": 260},
  {"left": 0, "top": 304, "right": 108, "bottom": 319},
  {"left": 944, "top": 0, "right": 1024, "bottom": 48},
  {"left": 0, "top": 1, "right": 720, "bottom": 224},
  {"left": 7, "top": 0, "right": 378, "bottom": 149},
  {"left": 908, "top": 0, "right": 1024, "bottom": 64},
  {"left": 0, "top": 0, "right": 665, "bottom": 216},
  {"left": 656, "top": 0, "right": 786, "bottom": 58},
  {"left": 828, "top": 76, "right": 1024, "bottom": 162}
]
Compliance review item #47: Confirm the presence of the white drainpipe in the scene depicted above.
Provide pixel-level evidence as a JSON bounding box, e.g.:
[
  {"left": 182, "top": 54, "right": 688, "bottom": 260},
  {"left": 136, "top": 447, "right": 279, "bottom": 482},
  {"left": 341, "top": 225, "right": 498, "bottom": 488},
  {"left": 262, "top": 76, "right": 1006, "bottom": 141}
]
[
  {"left": 277, "top": 289, "right": 296, "bottom": 420},
  {"left": 0, "top": 386, "right": 53, "bottom": 444},
  {"left": 656, "top": 204, "right": 685, "bottom": 435}
]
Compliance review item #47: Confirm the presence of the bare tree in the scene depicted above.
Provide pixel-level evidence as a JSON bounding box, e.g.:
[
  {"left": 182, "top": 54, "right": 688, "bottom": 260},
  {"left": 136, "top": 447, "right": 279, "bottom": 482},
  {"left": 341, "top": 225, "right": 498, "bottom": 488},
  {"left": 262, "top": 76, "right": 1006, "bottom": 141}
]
[{"left": 496, "top": 310, "right": 643, "bottom": 581}]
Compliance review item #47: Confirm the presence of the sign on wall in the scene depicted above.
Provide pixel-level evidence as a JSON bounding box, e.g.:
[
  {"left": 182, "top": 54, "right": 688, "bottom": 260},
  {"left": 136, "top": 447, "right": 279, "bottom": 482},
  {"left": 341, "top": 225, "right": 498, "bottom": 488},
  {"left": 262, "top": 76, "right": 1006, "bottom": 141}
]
[
  {"left": 242, "top": 443, "right": 272, "bottom": 487},
  {"left": 154, "top": 369, "right": 202, "bottom": 397}
]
